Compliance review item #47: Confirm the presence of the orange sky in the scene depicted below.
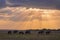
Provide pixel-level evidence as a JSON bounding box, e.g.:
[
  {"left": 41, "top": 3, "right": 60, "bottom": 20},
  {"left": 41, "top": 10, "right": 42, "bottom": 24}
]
[{"left": 0, "top": 7, "right": 60, "bottom": 30}]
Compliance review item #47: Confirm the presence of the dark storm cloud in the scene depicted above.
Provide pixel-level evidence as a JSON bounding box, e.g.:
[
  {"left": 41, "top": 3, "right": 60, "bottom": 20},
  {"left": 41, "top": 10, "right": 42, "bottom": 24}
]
[
  {"left": 0, "top": 0, "right": 60, "bottom": 9},
  {"left": 0, "top": 0, "right": 6, "bottom": 8},
  {"left": 6, "top": 0, "right": 60, "bottom": 9}
]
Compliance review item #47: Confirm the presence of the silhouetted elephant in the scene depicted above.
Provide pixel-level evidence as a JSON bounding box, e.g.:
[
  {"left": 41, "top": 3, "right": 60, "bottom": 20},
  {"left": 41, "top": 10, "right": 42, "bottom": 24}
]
[
  {"left": 38, "top": 30, "right": 44, "bottom": 34},
  {"left": 13, "top": 30, "right": 18, "bottom": 34},
  {"left": 25, "top": 30, "right": 31, "bottom": 34},
  {"left": 19, "top": 31, "right": 24, "bottom": 34},
  {"left": 46, "top": 31, "right": 51, "bottom": 35},
  {"left": 8, "top": 31, "right": 12, "bottom": 34}
]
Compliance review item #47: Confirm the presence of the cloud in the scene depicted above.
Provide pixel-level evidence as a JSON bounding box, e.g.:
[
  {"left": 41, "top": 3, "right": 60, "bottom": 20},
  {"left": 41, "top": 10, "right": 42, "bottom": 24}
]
[
  {"left": 0, "top": 7, "right": 60, "bottom": 22},
  {"left": 0, "top": 0, "right": 60, "bottom": 29},
  {"left": 0, "top": 0, "right": 6, "bottom": 8},
  {"left": 6, "top": 0, "right": 60, "bottom": 9},
  {"left": 8, "top": 7, "right": 60, "bottom": 22},
  {"left": 0, "top": 7, "right": 60, "bottom": 29},
  {"left": 0, "top": 4, "right": 60, "bottom": 22},
  {"left": 0, "top": 7, "right": 42, "bottom": 21},
  {"left": 0, "top": 7, "right": 14, "bottom": 20},
  {"left": 0, "top": 0, "right": 60, "bottom": 9}
]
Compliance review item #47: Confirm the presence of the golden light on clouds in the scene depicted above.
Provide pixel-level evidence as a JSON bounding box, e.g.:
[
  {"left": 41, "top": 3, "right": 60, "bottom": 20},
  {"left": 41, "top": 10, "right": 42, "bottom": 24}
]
[{"left": 0, "top": 7, "right": 60, "bottom": 30}]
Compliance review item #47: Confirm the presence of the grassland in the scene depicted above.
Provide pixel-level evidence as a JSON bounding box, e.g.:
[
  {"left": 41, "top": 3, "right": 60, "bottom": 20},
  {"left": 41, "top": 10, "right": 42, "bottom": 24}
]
[{"left": 0, "top": 33, "right": 60, "bottom": 40}]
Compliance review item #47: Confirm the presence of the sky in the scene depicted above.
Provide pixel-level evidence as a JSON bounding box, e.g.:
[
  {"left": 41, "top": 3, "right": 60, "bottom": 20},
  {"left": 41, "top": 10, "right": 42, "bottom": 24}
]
[
  {"left": 0, "top": 0, "right": 60, "bottom": 30},
  {"left": 0, "top": 0, "right": 60, "bottom": 9}
]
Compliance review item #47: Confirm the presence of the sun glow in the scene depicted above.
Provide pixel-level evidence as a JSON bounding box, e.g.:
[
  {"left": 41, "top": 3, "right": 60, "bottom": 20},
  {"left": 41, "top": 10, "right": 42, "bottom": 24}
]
[
  {"left": 0, "top": 7, "right": 60, "bottom": 30},
  {"left": 6, "top": 7, "right": 57, "bottom": 19}
]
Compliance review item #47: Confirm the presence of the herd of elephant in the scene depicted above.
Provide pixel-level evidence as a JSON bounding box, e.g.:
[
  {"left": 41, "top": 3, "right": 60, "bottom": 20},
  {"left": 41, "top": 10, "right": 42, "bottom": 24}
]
[
  {"left": 8, "top": 29, "right": 60, "bottom": 35},
  {"left": 8, "top": 30, "right": 51, "bottom": 35}
]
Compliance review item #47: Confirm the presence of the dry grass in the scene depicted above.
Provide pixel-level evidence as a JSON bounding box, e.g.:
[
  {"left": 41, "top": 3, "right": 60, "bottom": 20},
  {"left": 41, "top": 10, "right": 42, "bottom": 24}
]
[{"left": 0, "top": 33, "right": 60, "bottom": 40}]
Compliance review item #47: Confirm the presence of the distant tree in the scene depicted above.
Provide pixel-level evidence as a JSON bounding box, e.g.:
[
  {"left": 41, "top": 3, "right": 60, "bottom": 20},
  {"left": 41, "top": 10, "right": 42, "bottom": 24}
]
[
  {"left": 25, "top": 30, "right": 31, "bottom": 34},
  {"left": 19, "top": 31, "right": 24, "bottom": 34},
  {"left": 8, "top": 31, "right": 12, "bottom": 34},
  {"left": 42, "top": 29, "right": 47, "bottom": 30},
  {"left": 13, "top": 30, "right": 18, "bottom": 34},
  {"left": 38, "top": 30, "right": 44, "bottom": 34},
  {"left": 57, "top": 29, "right": 60, "bottom": 31}
]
